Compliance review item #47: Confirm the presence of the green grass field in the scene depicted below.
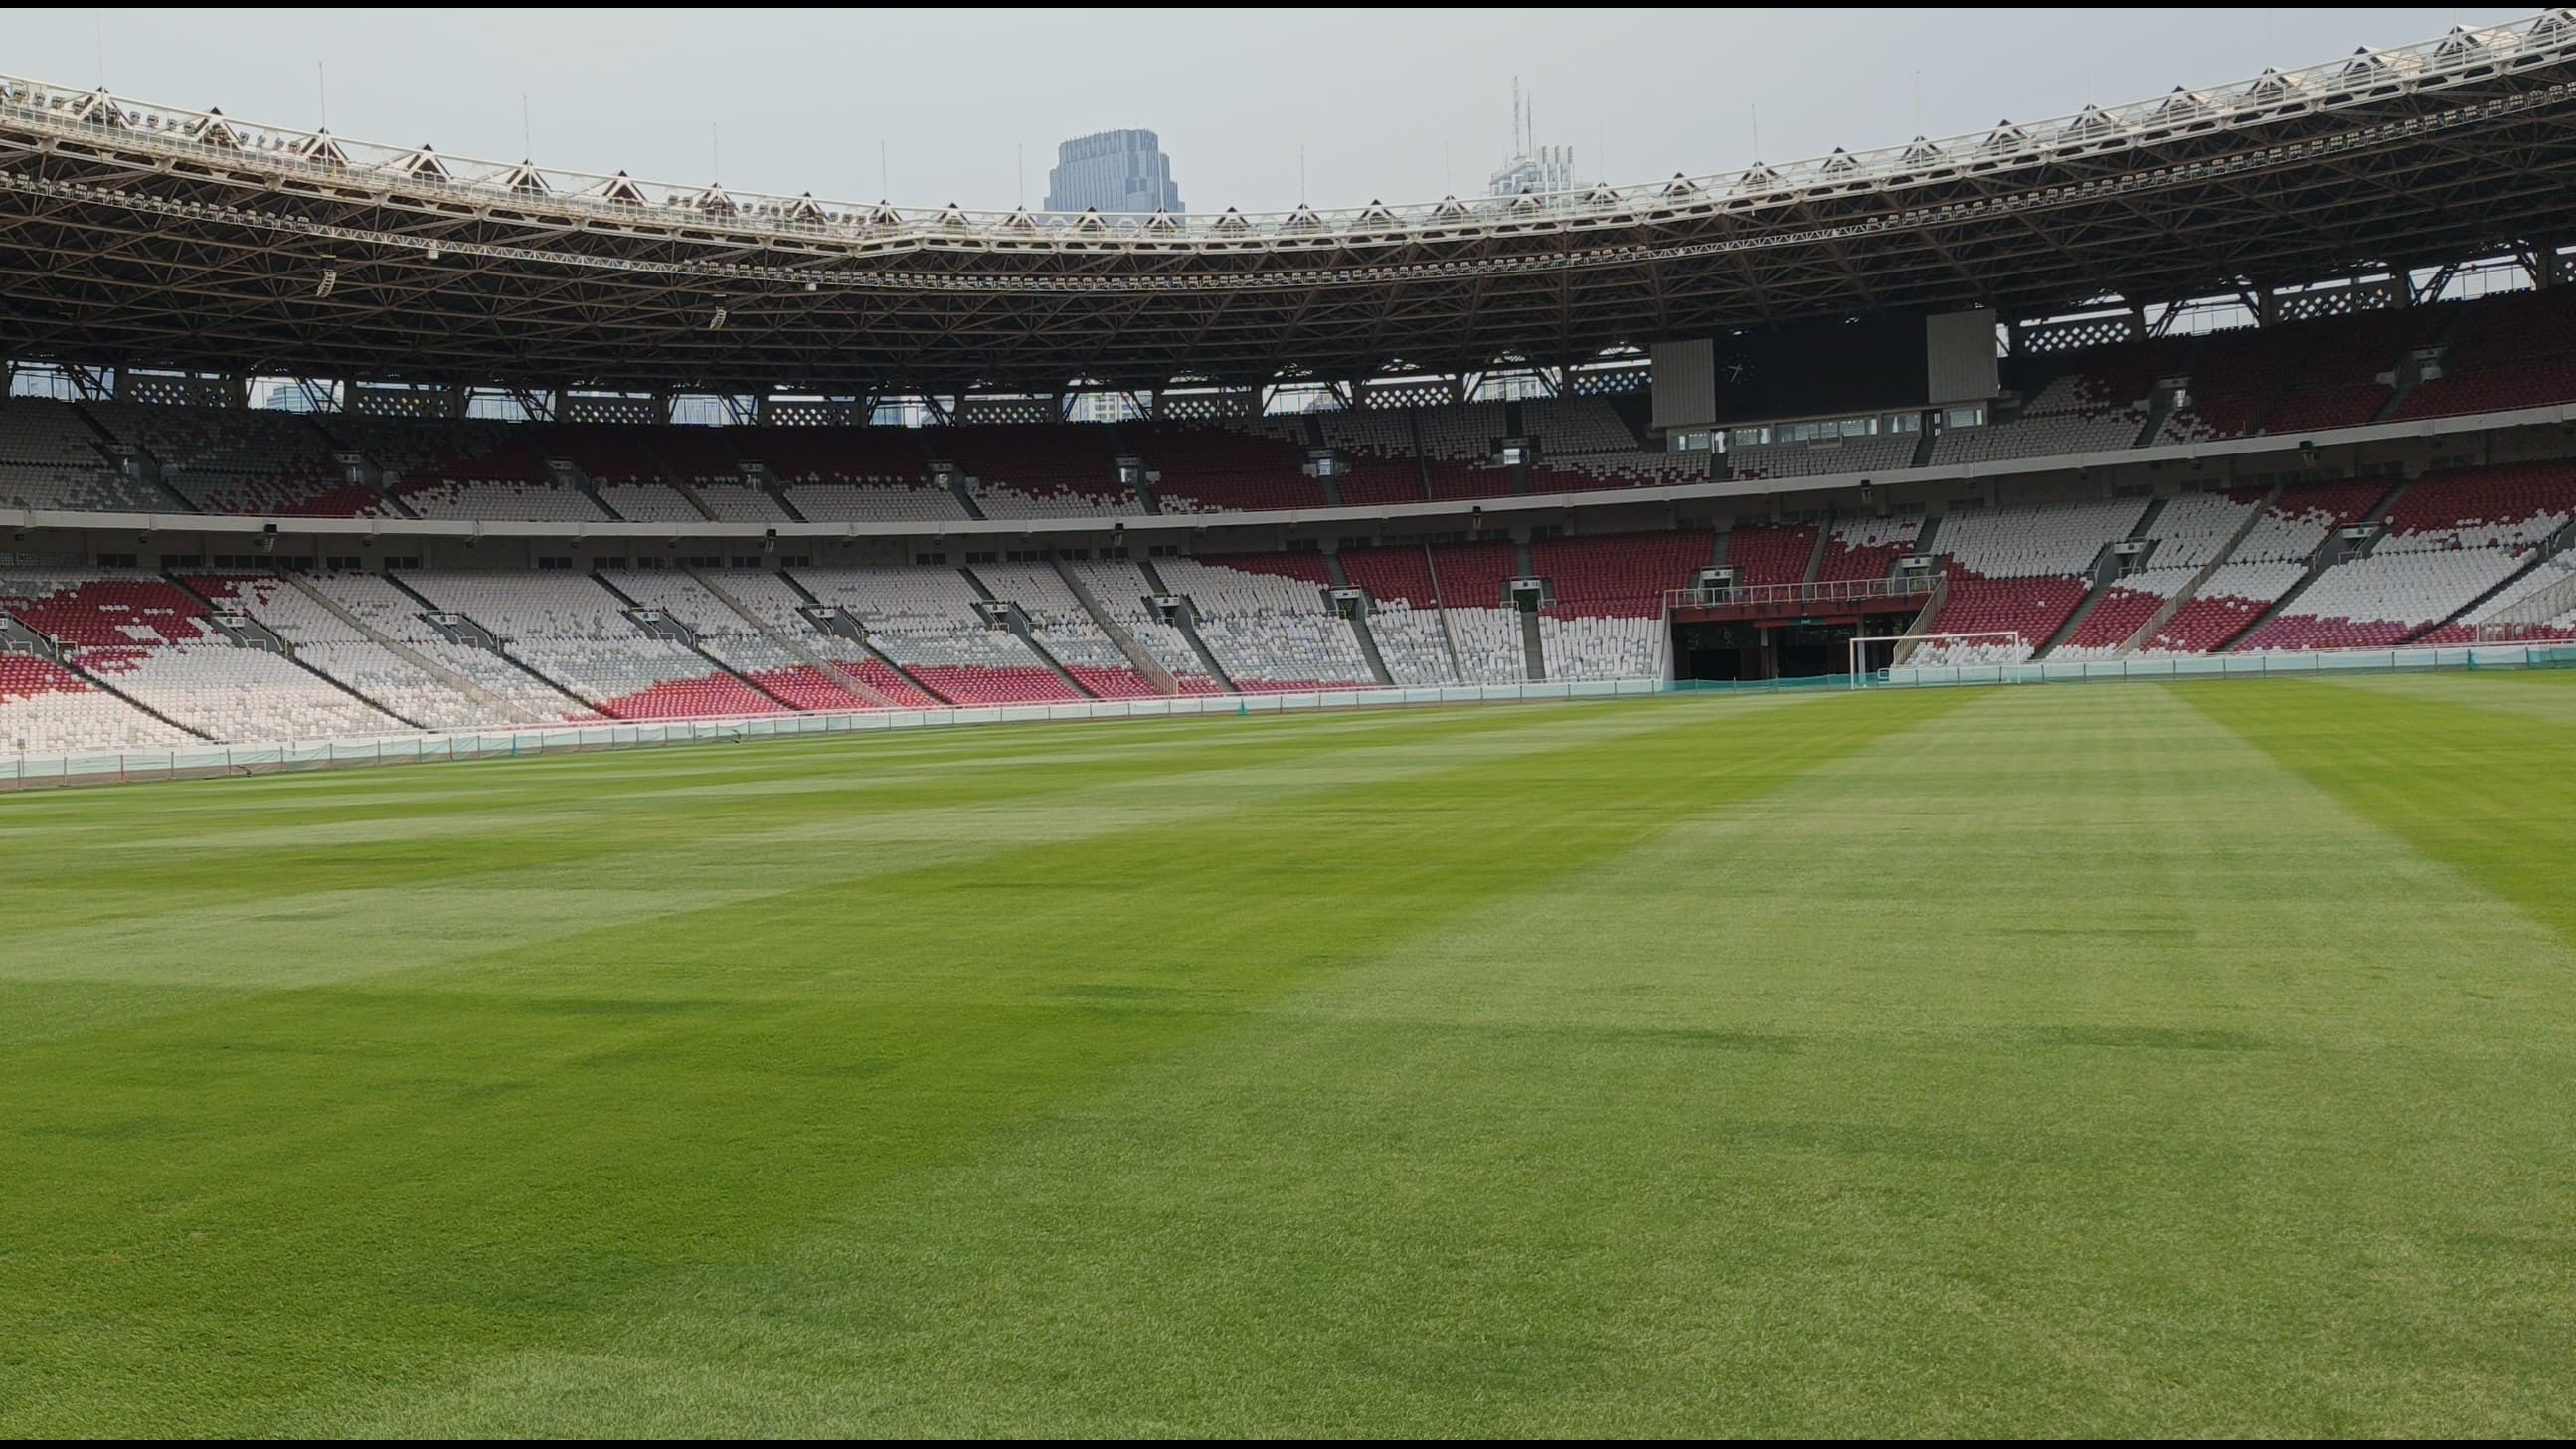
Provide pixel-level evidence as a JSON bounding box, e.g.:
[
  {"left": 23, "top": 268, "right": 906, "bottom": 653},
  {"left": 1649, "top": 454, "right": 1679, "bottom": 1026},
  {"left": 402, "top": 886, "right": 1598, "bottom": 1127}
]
[{"left": 7, "top": 674, "right": 2576, "bottom": 1436}]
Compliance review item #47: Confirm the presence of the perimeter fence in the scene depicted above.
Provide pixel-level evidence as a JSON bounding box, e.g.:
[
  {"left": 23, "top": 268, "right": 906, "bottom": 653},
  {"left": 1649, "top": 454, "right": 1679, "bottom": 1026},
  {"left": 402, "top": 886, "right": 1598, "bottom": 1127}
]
[{"left": 8, "top": 643, "right": 2573, "bottom": 791}]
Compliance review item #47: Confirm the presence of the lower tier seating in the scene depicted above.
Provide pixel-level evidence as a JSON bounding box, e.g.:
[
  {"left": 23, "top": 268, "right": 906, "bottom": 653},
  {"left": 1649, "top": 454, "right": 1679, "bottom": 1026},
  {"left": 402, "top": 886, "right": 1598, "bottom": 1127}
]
[{"left": 0, "top": 654, "right": 200, "bottom": 754}]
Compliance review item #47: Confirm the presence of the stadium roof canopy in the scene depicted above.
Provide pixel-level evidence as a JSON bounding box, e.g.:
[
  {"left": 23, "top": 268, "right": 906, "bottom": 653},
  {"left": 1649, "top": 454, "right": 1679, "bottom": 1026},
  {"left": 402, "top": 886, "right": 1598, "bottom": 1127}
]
[{"left": 5, "top": 13, "right": 2576, "bottom": 397}]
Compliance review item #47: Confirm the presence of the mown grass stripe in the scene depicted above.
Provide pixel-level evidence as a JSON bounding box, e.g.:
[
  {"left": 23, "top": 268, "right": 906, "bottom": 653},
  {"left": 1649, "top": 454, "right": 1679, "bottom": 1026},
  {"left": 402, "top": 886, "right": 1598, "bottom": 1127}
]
[
  {"left": 0, "top": 691, "right": 1958, "bottom": 1436},
  {"left": 342, "top": 684, "right": 2576, "bottom": 1436}
]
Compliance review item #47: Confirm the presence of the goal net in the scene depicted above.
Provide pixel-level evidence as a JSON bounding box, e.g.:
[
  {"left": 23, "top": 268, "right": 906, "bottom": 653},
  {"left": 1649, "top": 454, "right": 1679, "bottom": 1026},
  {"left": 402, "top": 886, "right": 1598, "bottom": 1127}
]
[{"left": 1845, "top": 631, "right": 2028, "bottom": 684}]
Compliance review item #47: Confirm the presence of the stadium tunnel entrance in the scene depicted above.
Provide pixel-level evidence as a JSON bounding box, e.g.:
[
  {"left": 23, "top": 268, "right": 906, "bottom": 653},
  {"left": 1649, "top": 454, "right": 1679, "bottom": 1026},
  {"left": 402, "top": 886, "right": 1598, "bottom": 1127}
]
[{"left": 1673, "top": 610, "right": 1923, "bottom": 681}]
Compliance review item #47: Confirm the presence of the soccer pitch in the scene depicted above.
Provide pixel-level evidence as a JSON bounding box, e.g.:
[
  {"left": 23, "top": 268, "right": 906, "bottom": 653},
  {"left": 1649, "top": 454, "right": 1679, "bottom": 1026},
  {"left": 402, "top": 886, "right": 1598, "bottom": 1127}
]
[{"left": 6, "top": 675, "right": 2576, "bottom": 1436}]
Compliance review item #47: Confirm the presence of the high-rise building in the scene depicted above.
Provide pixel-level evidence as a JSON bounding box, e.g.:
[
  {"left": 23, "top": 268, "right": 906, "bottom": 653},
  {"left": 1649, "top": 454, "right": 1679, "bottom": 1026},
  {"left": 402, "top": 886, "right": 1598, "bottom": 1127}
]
[
  {"left": 1487, "top": 82, "right": 1578, "bottom": 198},
  {"left": 1488, "top": 145, "right": 1577, "bottom": 199},
  {"left": 1044, "top": 130, "right": 1183, "bottom": 216}
]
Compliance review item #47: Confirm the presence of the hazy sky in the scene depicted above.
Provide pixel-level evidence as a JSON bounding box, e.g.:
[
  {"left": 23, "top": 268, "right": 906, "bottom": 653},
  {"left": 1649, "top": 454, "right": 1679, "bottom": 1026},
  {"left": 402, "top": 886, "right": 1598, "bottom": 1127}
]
[{"left": 5, "top": 8, "right": 2534, "bottom": 213}]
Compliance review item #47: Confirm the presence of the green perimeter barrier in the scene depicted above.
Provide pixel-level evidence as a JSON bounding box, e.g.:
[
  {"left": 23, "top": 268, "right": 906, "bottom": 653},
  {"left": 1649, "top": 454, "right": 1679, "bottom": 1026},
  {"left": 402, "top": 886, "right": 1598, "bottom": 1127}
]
[
  {"left": 6, "top": 645, "right": 2571, "bottom": 791},
  {"left": 1867, "top": 641, "right": 2576, "bottom": 690}
]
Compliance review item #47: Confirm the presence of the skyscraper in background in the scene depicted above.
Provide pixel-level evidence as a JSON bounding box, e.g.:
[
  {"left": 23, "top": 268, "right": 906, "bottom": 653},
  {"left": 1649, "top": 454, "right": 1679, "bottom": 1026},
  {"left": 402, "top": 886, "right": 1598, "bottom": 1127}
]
[
  {"left": 1487, "top": 81, "right": 1577, "bottom": 198},
  {"left": 1043, "top": 130, "right": 1183, "bottom": 215}
]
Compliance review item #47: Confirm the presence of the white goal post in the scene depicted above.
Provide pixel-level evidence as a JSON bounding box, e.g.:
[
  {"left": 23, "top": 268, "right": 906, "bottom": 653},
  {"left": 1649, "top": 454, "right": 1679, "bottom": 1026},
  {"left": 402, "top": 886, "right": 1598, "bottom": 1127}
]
[{"left": 1845, "top": 631, "right": 2027, "bottom": 686}]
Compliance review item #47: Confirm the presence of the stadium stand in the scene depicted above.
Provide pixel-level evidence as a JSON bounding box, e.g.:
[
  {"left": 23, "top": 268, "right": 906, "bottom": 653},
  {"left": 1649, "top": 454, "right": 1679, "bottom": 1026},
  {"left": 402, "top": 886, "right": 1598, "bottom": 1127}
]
[
  {"left": 600, "top": 569, "right": 883, "bottom": 713},
  {"left": 789, "top": 566, "right": 1082, "bottom": 704},
  {"left": 1061, "top": 560, "right": 1230, "bottom": 693},
  {"left": 0, "top": 651, "right": 200, "bottom": 755},
  {"left": 1724, "top": 524, "right": 1820, "bottom": 587},
  {"left": 1530, "top": 531, "right": 1706, "bottom": 681},
  {"left": 1522, "top": 397, "right": 1640, "bottom": 454},
  {"left": 597, "top": 482, "right": 705, "bottom": 523},
  {"left": 0, "top": 569, "right": 406, "bottom": 740},
  {"left": 186, "top": 573, "right": 516, "bottom": 730},
  {"left": 84, "top": 404, "right": 388, "bottom": 517},
  {"left": 2235, "top": 463, "right": 2576, "bottom": 651},
  {"left": 397, "top": 572, "right": 782, "bottom": 719},
  {"left": 1916, "top": 498, "right": 2146, "bottom": 662},
  {"left": 1817, "top": 515, "right": 1924, "bottom": 582},
  {"left": 934, "top": 426, "right": 1145, "bottom": 518},
  {"left": 2397, "top": 286, "right": 2576, "bottom": 421},
  {"left": 0, "top": 399, "right": 177, "bottom": 512},
  {"left": 1727, "top": 430, "right": 1917, "bottom": 481},
  {"left": 1524, "top": 449, "right": 1710, "bottom": 494},
  {"left": 967, "top": 562, "right": 1161, "bottom": 698},
  {"left": 685, "top": 569, "right": 942, "bottom": 708},
  {"left": 1155, "top": 556, "right": 1376, "bottom": 689},
  {"left": 1129, "top": 418, "right": 1326, "bottom": 513}
]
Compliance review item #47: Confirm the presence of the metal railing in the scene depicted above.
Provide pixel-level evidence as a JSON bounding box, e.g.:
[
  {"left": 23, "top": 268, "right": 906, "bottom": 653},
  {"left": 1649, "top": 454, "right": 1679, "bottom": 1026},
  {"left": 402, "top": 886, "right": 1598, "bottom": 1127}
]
[{"left": 1663, "top": 576, "right": 1935, "bottom": 611}]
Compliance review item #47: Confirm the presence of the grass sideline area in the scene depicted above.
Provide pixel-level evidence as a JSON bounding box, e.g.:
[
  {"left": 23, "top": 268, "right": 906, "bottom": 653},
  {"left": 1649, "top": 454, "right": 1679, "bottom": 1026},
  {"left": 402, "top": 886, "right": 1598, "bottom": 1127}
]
[{"left": 5, "top": 676, "right": 2575, "bottom": 1435}]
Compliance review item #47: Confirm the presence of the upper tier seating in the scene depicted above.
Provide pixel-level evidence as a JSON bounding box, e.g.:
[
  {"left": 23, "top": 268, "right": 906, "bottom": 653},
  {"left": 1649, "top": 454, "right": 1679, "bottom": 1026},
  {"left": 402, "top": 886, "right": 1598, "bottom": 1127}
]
[
  {"left": 620, "top": 424, "right": 740, "bottom": 485},
  {"left": 969, "top": 479, "right": 1144, "bottom": 519},
  {"left": 86, "top": 403, "right": 388, "bottom": 517},
  {"left": 1526, "top": 450, "right": 1711, "bottom": 493},
  {"left": 2259, "top": 306, "right": 2451, "bottom": 434},
  {"left": 721, "top": 426, "right": 926, "bottom": 485},
  {"left": 541, "top": 423, "right": 664, "bottom": 486},
  {"left": 932, "top": 424, "right": 1119, "bottom": 485},
  {"left": 783, "top": 482, "right": 967, "bottom": 521},
  {"left": 331, "top": 415, "right": 551, "bottom": 486},
  {"left": 933, "top": 425, "right": 1145, "bottom": 519},
  {"left": 403, "top": 480, "right": 611, "bottom": 522},
  {"left": 24, "top": 287, "right": 2576, "bottom": 533},
  {"left": 1949, "top": 337, "right": 2191, "bottom": 464},
  {"left": 1129, "top": 418, "right": 1324, "bottom": 513},
  {"left": 0, "top": 399, "right": 177, "bottom": 512},
  {"left": 1522, "top": 397, "right": 1639, "bottom": 454},
  {"left": 1728, "top": 430, "right": 1917, "bottom": 480},
  {"left": 597, "top": 482, "right": 705, "bottom": 522},
  {"left": 1411, "top": 404, "right": 1517, "bottom": 500},
  {"left": 694, "top": 484, "right": 792, "bottom": 523},
  {"left": 1317, "top": 409, "right": 1430, "bottom": 507},
  {"left": 2162, "top": 327, "right": 2307, "bottom": 442},
  {"left": 2399, "top": 287, "right": 2576, "bottom": 421}
]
